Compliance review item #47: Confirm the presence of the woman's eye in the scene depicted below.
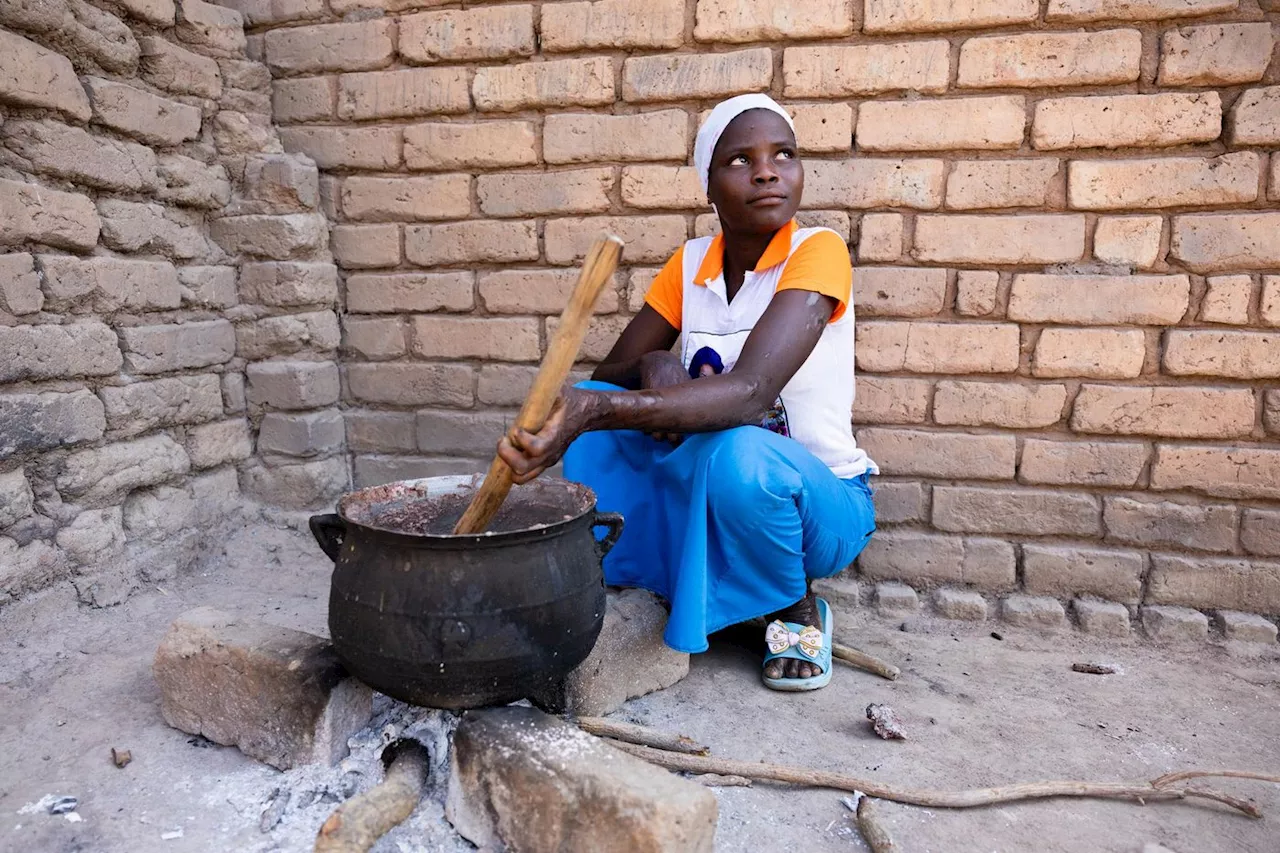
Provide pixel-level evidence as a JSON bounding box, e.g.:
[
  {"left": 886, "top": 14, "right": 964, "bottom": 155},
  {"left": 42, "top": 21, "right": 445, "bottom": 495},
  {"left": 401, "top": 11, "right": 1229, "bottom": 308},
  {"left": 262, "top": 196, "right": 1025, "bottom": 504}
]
[
  {"left": 729, "top": 155, "right": 749, "bottom": 166},
  {"left": 776, "top": 149, "right": 795, "bottom": 160}
]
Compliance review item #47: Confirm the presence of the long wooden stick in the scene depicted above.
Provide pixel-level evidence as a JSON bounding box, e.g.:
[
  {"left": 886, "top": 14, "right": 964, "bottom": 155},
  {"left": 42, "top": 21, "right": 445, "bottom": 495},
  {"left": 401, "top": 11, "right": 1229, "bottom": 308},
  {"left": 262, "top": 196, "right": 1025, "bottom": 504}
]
[
  {"left": 574, "top": 717, "right": 710, "bottom": 755},
  {"left": 453, "top": 234, "right": 624, "bottom": 535},
  {"left": 832, "top": 642, "right": 900, "bottom": 681},
  {"left": 856, "top": 797, "right": 896, "bottom": 853},
  {"left": 1152, "top": 769, "right": 1280, "bottom": 788},
  {"left": 604, "top": 741, "right": 1266, "bottom": 819},
  {"left": 314, "top": 741, "right": 430, "bottom": 853}
]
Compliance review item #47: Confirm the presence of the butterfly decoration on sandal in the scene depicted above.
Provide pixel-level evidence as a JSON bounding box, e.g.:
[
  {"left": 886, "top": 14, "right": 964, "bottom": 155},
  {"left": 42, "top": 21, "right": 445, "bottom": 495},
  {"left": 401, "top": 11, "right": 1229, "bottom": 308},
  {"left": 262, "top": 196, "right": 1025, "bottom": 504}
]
[{"left": 764, "top": 620, "right": 824, "bottom": 660}]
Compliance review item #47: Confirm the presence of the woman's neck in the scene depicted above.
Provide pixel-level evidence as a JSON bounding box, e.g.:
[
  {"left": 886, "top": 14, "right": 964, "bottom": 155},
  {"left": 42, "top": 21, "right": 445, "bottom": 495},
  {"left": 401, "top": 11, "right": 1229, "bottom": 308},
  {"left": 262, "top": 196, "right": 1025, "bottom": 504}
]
[{"left": 720, "top": 225, "right": 778, "bottom": 300}]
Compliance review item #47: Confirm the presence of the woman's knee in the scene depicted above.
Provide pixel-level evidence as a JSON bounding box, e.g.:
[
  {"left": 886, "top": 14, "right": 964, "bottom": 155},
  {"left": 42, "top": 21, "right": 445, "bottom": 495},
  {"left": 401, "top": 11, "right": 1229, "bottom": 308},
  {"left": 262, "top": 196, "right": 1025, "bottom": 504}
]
[{"left": 699, "top": 428, "right": 798, "bottom": 516}]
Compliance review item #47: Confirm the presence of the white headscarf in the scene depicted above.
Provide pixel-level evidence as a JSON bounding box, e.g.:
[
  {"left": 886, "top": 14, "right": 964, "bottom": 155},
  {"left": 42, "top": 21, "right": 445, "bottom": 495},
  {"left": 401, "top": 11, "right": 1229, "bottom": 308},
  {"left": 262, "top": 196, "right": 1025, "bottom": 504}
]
[{"left": 694, "top": 93, "right": 796, "bottom": 194}]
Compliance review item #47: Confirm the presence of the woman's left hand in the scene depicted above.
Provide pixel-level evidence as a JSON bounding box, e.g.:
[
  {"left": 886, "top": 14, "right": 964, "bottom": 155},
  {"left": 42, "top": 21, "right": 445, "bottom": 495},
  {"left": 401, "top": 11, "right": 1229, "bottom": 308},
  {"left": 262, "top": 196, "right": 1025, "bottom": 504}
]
[{"left": 497, "top": 386, "right": 593, "bottom": 485}]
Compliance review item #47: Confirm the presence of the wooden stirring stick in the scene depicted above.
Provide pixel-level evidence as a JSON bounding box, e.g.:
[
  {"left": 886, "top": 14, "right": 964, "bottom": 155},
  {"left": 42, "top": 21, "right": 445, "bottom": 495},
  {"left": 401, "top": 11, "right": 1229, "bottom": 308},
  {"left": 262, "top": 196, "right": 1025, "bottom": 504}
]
[{"left": 453, "top": 234, "right": 625, "bottom": 535}]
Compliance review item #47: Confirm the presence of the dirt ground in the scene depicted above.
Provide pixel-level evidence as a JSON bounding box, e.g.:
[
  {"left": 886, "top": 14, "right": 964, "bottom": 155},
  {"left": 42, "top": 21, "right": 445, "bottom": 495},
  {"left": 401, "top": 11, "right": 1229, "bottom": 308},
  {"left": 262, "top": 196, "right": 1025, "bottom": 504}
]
[{"left": 2, "top": 513, "right": 1279, "bottom": 853}]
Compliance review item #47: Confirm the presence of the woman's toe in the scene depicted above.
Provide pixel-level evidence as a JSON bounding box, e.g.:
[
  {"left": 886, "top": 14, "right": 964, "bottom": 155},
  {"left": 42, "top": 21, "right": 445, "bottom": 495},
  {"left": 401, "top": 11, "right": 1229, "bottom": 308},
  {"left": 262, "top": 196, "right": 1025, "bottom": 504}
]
[{"left": 764, "top": 660, "right": 783, "bottom": 679}]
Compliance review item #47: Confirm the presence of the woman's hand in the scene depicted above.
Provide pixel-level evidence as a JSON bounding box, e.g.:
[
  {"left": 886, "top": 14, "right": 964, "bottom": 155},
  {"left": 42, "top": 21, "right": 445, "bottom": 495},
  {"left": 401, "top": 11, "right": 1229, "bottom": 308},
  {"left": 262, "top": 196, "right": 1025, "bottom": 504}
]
[
  {"left": 496, "top": 386, "right": 594, "bottom": 485},
  {"left": 638, "top": 352, "right": 692, "bottom": 445}
]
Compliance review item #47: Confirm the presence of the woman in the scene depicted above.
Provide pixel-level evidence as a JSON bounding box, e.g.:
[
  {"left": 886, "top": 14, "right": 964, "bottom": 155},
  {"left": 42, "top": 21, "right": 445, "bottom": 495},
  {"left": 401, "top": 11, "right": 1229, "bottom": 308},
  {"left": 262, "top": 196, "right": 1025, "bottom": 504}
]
[{"left": 498, "top": 94, "right": 877, "bottom": 691}]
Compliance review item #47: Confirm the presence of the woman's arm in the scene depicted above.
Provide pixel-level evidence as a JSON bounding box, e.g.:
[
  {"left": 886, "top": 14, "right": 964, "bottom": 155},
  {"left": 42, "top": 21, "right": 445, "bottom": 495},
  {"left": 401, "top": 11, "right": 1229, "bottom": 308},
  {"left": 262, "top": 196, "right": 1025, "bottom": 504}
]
[
  {"left": 499, "top": 289, "right": 836, "bottom": 482},
  {"left": 590, "top": 305, "right": 681, "bottom": 390}
]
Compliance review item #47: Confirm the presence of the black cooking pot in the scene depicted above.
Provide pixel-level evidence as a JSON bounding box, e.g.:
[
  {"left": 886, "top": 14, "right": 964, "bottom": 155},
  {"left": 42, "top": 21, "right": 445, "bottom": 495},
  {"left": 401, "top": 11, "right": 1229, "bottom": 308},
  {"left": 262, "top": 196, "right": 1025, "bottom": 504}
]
[{"left": 309, "top": 475, "right": 620, "bottom": 710}]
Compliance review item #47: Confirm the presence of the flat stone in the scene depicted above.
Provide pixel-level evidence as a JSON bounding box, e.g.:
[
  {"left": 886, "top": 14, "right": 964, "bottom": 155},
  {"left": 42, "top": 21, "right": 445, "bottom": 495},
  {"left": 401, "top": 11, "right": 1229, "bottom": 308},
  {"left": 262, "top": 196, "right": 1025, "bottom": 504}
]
[
  {"left": 934, "top": 588, "right": 988, "bottom": 621},
  {"left": 1001, "top": 595, "right": 1067, "bottom": 630},
  {"left": 1216, "top": 611, "right": 1278, "bottom": 644},
  {"left": 875, "top": 582, "right": 920, "bottom": 615},
  {"left": 1142, "top": 606, "right": 1209, "bottom": 643},
  {"left": 812, "top": 574, "right": 862, "bottom": 616},
  {"left": 446, "top": 706, "right": 717, "bottom": 853},
  {"left": 1073, "top": 599, "right": 1131, "bottom": 638},
  {"left": 530, "top": 589, "right": 689, "bottom": 717},
  {"left": 153, "top": 607, "right": 373, "bottom": 770}
]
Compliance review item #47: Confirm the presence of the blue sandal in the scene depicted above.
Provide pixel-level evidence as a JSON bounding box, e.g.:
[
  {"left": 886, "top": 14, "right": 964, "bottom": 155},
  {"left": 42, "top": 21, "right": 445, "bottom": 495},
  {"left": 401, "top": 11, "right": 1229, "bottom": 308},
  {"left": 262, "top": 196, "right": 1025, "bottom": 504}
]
[{"left": 762, "top": 597, "right": 833, "bottom": 692}]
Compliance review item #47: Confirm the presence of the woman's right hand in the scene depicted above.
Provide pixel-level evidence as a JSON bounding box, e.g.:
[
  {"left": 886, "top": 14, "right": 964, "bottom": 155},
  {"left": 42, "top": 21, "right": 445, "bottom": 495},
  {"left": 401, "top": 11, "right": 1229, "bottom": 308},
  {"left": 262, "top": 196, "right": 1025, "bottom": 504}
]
[{"left": 497, "top": 387, "right": 594, "bottom": 485}]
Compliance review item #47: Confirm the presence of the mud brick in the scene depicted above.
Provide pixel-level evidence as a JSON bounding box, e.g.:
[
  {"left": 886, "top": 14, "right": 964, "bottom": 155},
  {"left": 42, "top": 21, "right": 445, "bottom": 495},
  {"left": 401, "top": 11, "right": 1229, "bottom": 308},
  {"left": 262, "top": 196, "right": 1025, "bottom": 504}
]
[
  {"left": 544, "top": 110, "right": 689, "bottom": 164},
  {"left": 346, "top": 363, "right": 474, "bottom": 408},
  {"left": 1159, "top": 24, "right": 1274, "bottom": 86},
  {"left": 0, "top": 254, "right": 42, "bottom": 316},
  {"left": 1073, "top": 599, "right": 1131, "bottom": 638},
  {"left": 852, "top": 377, "right": 930, "bottom": 425},
  {"left": 1151, "top": 445, "right": 1280, "bottom": 501},
  {"left": 399, "top": 6, "right": 534, "bottom": 64},
  {"left": 1033, "top": 329, "right": 1145, "bottom": 379},
  {"left": 1142, "top": 605, "right": 1209, "bottom": 643},
  {"left": 934, "top": 588, "right": 988, "bottom": 621},
  {"left": 875, "top": 582, "right": 920, "bottom": 614},
  {"left": 1048, "top": 0, "right": 1236, "bottom": 22},
  {"left": 279, "top": 126, "right": 400, "bottom": 171},
  {"left": 913, "top": 215, "right": 1084, "bottom": 264},
  {"left": 139, "top": 36, "right": 222, "bottom": 99},
  {"left": 1172, "top": 212, "right": 1280, "bottom": 273},
  {"left": 1094, "top": 216, "right": 1163, "bottom": 269},
  {"left": 866, "top": 0, "right": 1037, "bottom": 32},
  {"left": 447, "top": 707, "right": 716, "bottom": 852},
  {"left": 1105, "top": 497, "right": 1237, "bottom": 553},
  {"left": 406, "top": 221, "right": 538, "bottom": 267},
  {"left": 176, "top": 0, "right": 247, "bottom": 57},
  {"left": 475, "top": 57, "right": 614, "bottom": 112},
  {"left": 239, "top": 262, "right": 338, "bottom": 309},
  {"left": 1022, "top": 544, "right": 1145, "bottom": 603},
  {"left": 789, "top": 103, "right": 854, "bottom": 152},
  {"left": 158, "top": 155, "right": 233, "bottom": 210},
  {"left": 0, "top": 178, "right": 100, "bottom": 252},
  {"left": 210, "top": 213, "right": 327, "bottom": 261},
  {"left": 798, "top": 158, "right": 946, "bottom": 210},
  {"left": 1001, "top": 596, "right": 1067, "bottom": 631},
  {"left": 858, "top": 96, "right": 1025, "bottom": 152},
  {"left": 331, "top": 224, "right": 401, "bottom": 270},
  {"left": 855, "top": 429, "right": 1016, "bottom": 480},
  {"left": 546, "top": 216, "right": 686, "bottom": 266},
  {"left": 245, "top": 361, "right": 340, "bottom": 410},
  {"left": 622, "top": 166, "right": 705, "bottom": 210},
  {"left": 259, "top": 411, "right": 345, "bottom": 457},
  {"left": 1033, "top": 93, "right": 1221, "bottom": 150},
  {"left": 0, "top": 323, "right": 122, "bottom": 383},
  {"left": 272, "top": 77, "right": 333, "bottom": 123},
  {"left": 120, "top": 320, "right": 236, "bottom": 374},
  {"left": 623, "top": 49, "right": 772, "bottom": 103},
  {"left": 543, "top": 0, "right": 684, "bottom": 51},
  {"left": 1149, "top": 555, "right": 1280, "bottom": 614},
  {"left": 946, "top": 159, "right": 1061, "bottom": 209},
  {"left": 1069, "top": 153, "right": 1259, "bottom": 210},
  {"left": 405, "top": 121, "right": 537, "bottom": 171},
  {"left": 956, "top": 271, "right": 999, "bottom": 316},
  {"left": 412, "top": 316, "right": 540, "bottom": 362},
  {"left": 99, "top": 375, "right": 224, "bottom": 437},
  {"left": 337, "top": 67, "right": 470, "bottom": 121},
  {"left": 854, "top": 267, "right": 945, "bottom": 317},
  {"left": 0, "top": 390, "right": 106, "bottom": 457},
  {"left": 341, "top": 175, "right": 470, "bottom": 222},
  {"left": 1216, "top": 612, "right": 1278, "bottom": 644},
  {"left": 345, "top": 411, "right": 416, "bottom": 453},
  {"left": 1072, "top": 385, "right": 1254, "bottom": 439},
  {"left": 236, "top": 311, "right": 341, "bottom": 360},
  {"left": 1243, "top": 510, "right": 1280, "bottom": 557},
  {"left": 83, "top": 77, "right": 201, "bottom": 147},
  {"left": 3, "top": 119, "right": 158, "bottom": 194},
  {"left": 347, "top": 272, "right": 473, "bottom": 314},
  {"left": 154, "top": 608, "right": 372, "bottom": 770},
  {"left": 854, "top": 321, "right": 1019, "bottom": 374},
  {"left": 0, "top": 30, "right": 91, "bottom": 120},
  {"left": 265, "top": 19, "right": 393, "bottom": 75},
  {"left": 1200, "top": 275, "right": 1252, "bottom": 325},
  {"left": 217, "top": 0, "right": 324, "bottom": 26},
  {"left": 1164, "top": 330, "right": 1280, "bottom": 379},
  {"left": 872, "top": 481, "right": 927, "bottom": 525},
  {"left": 859, "top": 531, "right": 1015, "bottom": 590},
  {"left": 1231, "top": 87, "right": 1280, "bottom": 146},
  {"left": 175, "top": 267, "right": 239, "bottom": 313},
  {"left": 1009, "top": 274, "right": 1188, "bottom": 325},
  {"left": 958, "top": 30, "right": 1140, "bottom": 88},
  {"left": 480, "top": 269, "right": 618, "bottom": 315},
  {"left": 934, "top": 382, "right": 1066, "bottom": 430},
  {"left": 343, "top": 317, "right": 406, "bottom": 360},
  {"left": 783, "top": 42, "right": 948, "bottom": 97},
  {"left": 932, "top": 486, "right": 1101, "bottom": 537},
  {"left": 478, "top": 169, "right": 612, "bottom": 218},
  {"left": 58, "top": 435, "right": 190, "bottom": 507},
  {"left": 240, "top": 458, "right": 349, "bottom": 509},
  {"left": 1019, "top": 439, "right": 1147, "bottom": 488}
]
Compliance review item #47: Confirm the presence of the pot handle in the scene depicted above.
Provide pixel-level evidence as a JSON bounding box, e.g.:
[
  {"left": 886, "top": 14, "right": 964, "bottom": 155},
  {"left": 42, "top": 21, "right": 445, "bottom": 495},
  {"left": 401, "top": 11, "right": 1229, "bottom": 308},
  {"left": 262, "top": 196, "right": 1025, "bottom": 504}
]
[
  {"left": 309, "top": 513, "right": 346, "bottom": 563},
  {"left": 592, "top": 512, "right": 625, "bottom": 560}
]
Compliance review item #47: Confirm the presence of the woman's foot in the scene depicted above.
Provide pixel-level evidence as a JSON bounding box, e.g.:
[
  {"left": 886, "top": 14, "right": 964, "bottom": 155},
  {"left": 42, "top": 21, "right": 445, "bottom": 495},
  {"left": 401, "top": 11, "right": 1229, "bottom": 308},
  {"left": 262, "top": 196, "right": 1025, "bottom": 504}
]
[{"left": 763, "top": 592, "right": 824, "bottom": 681}]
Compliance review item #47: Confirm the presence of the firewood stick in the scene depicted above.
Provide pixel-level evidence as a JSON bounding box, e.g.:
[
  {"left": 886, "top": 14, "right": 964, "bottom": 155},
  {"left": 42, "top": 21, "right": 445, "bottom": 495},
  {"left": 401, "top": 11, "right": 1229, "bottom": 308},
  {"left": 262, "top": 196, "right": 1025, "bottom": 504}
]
[
  {"left": 856, "top": 797, "right": 895, "bottom": 853},
  {"left": 1152, "top": 769, "right": 1280, "bottom": 788},
  {"left": 832, "top": 642, "right": 900, "bottom": 681},
  {"left": 314, "top": 741, "right": 430, "bottom": 853},
  {"left": 574, "top": 717, "right": 710, "bottom": 755},
  {"left": 603, "top": 741, "right": 1267, "bottom": 819}
]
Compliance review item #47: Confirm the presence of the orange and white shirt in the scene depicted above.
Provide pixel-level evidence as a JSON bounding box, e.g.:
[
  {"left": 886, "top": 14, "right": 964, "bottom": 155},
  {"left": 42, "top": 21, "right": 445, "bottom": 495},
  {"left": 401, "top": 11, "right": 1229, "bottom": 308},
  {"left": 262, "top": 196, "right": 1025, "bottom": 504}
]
[{"left": 645, "top": 219, "right": 877, "bottom": 480}]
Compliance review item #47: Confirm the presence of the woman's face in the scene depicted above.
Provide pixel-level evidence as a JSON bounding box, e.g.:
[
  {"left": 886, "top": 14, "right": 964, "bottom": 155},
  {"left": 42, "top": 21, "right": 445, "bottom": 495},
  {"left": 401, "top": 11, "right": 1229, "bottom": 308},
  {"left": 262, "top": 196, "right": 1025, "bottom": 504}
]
[{"left": 706, "top": 109, "right": 803, "bottom": 236}]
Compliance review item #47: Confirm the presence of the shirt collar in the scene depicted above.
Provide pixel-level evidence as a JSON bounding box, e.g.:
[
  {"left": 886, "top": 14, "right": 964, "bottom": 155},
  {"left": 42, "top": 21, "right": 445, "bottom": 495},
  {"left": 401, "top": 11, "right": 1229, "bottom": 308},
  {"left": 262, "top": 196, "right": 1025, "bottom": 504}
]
[{"left": 693, "top": 219, "right": 798, "bottom": 286}]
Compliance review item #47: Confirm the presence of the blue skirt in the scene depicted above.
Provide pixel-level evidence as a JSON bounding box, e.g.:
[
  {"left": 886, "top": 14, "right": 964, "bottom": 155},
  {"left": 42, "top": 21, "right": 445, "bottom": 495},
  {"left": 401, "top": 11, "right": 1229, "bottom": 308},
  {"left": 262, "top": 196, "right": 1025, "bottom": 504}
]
[{"left": 563, "top": 381, "right": 877, "bottom": 654}]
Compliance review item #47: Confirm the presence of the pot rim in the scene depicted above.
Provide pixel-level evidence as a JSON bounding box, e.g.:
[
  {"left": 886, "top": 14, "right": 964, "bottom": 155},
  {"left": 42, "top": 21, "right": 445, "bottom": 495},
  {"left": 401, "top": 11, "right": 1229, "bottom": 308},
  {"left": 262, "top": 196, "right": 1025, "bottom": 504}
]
[{"left": 334, "top": 474, "right": 601, "bottom": 542}]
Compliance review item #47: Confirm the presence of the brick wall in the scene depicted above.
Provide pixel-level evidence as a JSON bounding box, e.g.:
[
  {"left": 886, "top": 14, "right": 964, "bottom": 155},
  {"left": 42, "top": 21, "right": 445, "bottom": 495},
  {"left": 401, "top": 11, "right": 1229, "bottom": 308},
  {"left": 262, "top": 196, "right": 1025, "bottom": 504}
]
[
  {"left": 0, "top": 0, "right": 346, "bottom": 608},
  {"left": 243, "top": 0, "right": 1280, "bottom": 623}
]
